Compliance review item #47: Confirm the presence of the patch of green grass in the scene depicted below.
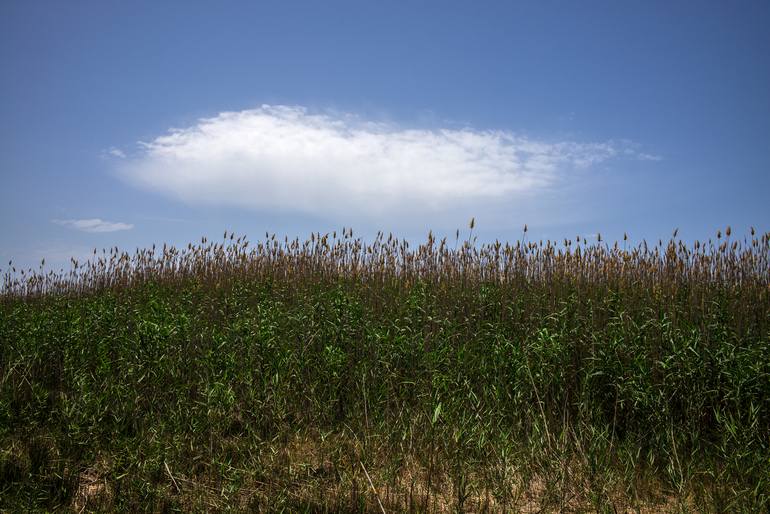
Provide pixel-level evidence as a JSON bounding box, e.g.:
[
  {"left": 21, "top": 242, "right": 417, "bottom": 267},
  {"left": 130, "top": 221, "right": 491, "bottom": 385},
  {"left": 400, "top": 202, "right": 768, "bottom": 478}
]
[{"left": 1, "top": 228, "right": 768, "bottom": 511}]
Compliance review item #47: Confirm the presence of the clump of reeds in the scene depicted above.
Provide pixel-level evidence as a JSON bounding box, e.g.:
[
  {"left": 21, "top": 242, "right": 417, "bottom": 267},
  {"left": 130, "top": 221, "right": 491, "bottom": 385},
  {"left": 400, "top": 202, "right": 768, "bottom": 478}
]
[
  {"left": 1, "top": 225, "right": 768, "bottom": 512},
  {"left": 2, "top": 226, "right": 768, "bottom": 299}
]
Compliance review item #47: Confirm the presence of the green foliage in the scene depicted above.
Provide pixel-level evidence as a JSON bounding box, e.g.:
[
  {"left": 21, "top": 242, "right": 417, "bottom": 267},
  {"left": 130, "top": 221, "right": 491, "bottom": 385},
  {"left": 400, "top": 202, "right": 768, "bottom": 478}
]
[{"left": 1, "top": 229, "right": 768, "bottom": 511}]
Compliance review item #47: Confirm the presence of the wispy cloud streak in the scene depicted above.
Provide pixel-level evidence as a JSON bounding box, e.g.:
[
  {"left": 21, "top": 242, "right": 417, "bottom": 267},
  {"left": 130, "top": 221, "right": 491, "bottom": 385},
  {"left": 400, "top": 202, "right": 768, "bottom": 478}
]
[{"left": 52, "top": 218, "right": 134, "bottom": 233}]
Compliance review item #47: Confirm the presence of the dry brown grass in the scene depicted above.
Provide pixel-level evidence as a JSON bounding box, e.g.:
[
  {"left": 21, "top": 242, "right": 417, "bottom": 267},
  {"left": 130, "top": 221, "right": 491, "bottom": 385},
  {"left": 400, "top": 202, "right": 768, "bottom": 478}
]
[
  {"left": 72, "top": 457, "right": 113, "bottom": 513},
  {"left": 57, "top": 430, "right": 701, "bottom": 513},
  {"left": 3, "top": 227, "right": 768, "bottom": 301}
]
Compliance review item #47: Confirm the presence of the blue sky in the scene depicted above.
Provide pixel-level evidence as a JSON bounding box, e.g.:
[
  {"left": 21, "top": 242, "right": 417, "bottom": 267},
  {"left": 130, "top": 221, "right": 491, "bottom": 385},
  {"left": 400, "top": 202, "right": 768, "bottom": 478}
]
[{"left": 2, "top": 1, "right": 769, "bottom": 271}]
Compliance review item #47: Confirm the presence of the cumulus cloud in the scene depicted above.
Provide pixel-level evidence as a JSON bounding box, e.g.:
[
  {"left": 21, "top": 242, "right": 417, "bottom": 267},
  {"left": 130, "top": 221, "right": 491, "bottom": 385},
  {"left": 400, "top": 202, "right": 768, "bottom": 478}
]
[
  {"left": 121, "top": 105, "right": 651, "bottom": 221},
  {"left": 53, "top": 218, "right": 134, "bottom": 233}
]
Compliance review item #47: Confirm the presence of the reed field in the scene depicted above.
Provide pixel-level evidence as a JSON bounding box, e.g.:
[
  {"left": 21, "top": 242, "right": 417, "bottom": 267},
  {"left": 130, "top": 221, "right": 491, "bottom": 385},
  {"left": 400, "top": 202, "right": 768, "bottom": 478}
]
[{"left": 1, "top": 224, "right": 768, "bottom": 512}]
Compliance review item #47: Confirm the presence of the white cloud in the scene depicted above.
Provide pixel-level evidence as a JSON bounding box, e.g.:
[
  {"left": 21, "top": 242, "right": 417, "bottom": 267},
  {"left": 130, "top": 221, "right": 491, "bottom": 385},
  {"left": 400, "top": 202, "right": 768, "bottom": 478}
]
[
  {"left": 103, "top": 147, "right": 127, "bottom": 159},
  {"left": 121, "top": 105, "right": 653, "bottom": 223},
  {"left": 53, "top": 218, "right": 134, "bottom": 233}
]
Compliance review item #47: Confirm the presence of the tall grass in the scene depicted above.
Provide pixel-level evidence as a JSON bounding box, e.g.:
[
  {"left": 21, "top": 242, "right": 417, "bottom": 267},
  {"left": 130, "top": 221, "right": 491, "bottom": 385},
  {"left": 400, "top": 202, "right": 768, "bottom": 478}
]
[{"left": 1, "top": 226, "right": 768, "bottom": 512}]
